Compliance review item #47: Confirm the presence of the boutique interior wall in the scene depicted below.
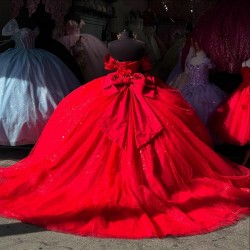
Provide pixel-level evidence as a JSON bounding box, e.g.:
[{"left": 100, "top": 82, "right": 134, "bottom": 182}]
[
  {"left": 0, "top": 0, "right": 11, "bottom": 31},
  {"left": 109, "top": 0, "right": 148, "bottom": 34},
  {"left": 0, "top": 0, "right": 149, "bottom": 40}
]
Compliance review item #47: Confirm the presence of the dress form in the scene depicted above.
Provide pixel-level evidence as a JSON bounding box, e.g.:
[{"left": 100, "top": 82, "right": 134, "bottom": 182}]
[
  {"left": 108, "top": 29, "right": 145, "bottom": 62},
  {"left": 16, "top": 5, "right": 36, "bottom": 30}
]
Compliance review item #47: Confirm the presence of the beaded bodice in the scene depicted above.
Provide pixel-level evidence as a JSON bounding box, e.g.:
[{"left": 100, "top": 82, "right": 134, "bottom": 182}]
[{"left": 187, "top": 55, "right": 213, "bottom": 86}]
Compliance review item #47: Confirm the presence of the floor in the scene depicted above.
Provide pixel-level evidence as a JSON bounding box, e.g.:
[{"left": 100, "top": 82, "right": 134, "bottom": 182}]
[
  {"left": 0, "top": 144, "right": 249, "bottom": 250},
  {"left": 0, "top": 143, "right": 249, "bottom": 168}
]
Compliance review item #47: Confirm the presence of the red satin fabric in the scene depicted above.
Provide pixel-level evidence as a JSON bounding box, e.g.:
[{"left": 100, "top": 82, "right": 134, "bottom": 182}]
[
  {"left": 0, "top": 56, "right": 249, "bottom": 239},
  {"left": 211, "top": 67, "right": 250, "bottom": 145}
]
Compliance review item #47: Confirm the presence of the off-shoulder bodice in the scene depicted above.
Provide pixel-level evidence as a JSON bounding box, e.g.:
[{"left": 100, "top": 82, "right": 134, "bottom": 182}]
[
  {"left": 2, "top": 19, "right": 39, "bottom": 49},
  {"left": 187, "top": 55, "right": 213, "bottom": 86},
  {"left": 104, "top": 54, "right": 152, "bottom": 74}
]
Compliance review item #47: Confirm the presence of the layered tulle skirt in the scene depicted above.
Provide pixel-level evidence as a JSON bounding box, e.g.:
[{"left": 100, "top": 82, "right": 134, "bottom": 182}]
[
  {"left": 180, "top": 82, "right": 227, "bottom": 125},
  {"left": 211, "top": 79, "right": 250, "bottom": 145},
  {"left": 0, "top": 76, "right": 249, "bottom": 238},
  {"left": 0, "top": 48, "right": 80, "bottom": 145}
]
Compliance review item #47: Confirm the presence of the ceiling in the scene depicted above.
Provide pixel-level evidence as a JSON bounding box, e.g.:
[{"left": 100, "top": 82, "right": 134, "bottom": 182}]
[{"left": 149, "top": 0, "right": 218, "bottom": 23}]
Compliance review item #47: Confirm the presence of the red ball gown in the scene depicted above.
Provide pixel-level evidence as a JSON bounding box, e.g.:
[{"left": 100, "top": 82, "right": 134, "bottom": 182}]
[
  {"left": 211, "top": 67, "right": 250, "bottom": 145},
  {"left": 0, "top": 55, "right": 249, "bottom": 239}
]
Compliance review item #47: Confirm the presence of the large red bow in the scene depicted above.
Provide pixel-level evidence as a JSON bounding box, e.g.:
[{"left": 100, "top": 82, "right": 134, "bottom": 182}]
[{"left": 99, "top": 72, "right": 163, "bottom": 149}]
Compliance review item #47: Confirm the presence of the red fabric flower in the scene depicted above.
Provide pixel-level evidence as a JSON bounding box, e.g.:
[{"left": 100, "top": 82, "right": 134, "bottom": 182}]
[{"left": 104, "top": 53, "right": 118, "bottom": 71}]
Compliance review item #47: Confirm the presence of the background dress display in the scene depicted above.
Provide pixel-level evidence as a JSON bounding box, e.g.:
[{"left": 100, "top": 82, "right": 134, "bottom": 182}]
[
  {"left": 0, "top": 53, "right": 249, "bottom": 239},
  {"left": 211, "top": 65, "right": 250, "bottom": 146},
  {"left": 180, "top": 50, "right": 226, "bottom": 125},
  {"left": 0, "top": 18, "right": 81, "bottom": 146},
  {"left": 57, "top": 19, "right": 109, "bottom": 82}
]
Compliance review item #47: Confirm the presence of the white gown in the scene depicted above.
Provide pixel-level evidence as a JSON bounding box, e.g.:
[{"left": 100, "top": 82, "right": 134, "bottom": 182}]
[{"left": 0, "top": 19, "right": 81, "bottom": 146}]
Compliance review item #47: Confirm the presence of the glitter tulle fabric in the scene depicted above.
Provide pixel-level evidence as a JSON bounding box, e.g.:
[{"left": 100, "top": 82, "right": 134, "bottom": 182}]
[
  {"left": 211, "top": 67, "right": 250, "bottom": 145},
  {"left": 192, "top": 0, "right": 250, "bottom": 73},
  {"left": 0, "top": 55, "right": 249, "bottom": 239}
]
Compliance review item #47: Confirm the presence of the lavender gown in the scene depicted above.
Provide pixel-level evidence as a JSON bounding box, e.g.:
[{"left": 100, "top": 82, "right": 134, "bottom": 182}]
[{"left": 180, "top": 53, "right": 226, "bottom": 125}]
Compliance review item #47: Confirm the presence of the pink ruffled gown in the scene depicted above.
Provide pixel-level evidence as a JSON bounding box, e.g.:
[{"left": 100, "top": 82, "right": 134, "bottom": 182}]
[{"left": 57, "top": 20, "right": 109, "bottom": 82}]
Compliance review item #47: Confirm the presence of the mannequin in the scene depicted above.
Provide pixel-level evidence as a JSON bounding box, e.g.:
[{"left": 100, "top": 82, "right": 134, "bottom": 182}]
[
  {"left": 31, "top": 2, "right": 55, "bottom": 40},
  {"left": 108, "top": 29, "right": 145, "bottom": 62},
  {"left": 16, "top": 5, "right": 36, "bottom": 30}
]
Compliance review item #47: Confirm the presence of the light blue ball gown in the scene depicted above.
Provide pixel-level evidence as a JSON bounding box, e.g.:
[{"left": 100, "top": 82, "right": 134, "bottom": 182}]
[{"left": 0, "top": 19, "right": 81, "bottom": 146}]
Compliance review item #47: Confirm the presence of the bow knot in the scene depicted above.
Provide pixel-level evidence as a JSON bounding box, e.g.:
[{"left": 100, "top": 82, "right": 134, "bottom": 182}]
[{"left": 104, "top": 72, "right": 156, "bottom": 99}]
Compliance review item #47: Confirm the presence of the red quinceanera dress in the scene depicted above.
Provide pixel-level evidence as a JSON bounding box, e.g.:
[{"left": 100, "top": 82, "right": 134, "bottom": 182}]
[
  {"left": 0, "top": 55, "right": 249, "bottom": 239},
  {"left": 211, "top": 67, "right": 250, "bottom": 145}
]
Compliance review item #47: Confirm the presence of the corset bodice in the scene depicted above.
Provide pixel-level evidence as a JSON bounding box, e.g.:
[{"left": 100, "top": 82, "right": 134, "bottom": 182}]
[
  {"left": 12, "top": 27, "right": 39, "bottom": 49},
  {"left": 187, "top": 58, "right": 212, "bottom": 85},
  {"left": 188, "top": 63, "right": 211, "bottom": 86}
]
